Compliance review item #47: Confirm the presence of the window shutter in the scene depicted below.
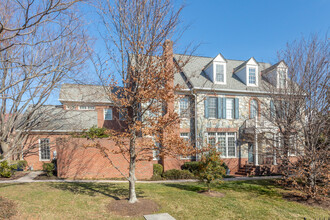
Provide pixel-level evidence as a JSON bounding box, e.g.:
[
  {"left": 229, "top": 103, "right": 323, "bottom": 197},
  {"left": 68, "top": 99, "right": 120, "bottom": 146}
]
[
  {"left": 222, "top": 98, "right": 226, "bottom": 119},
  {"left": 270, "top": 100, "right": 275, "bottom": 119},
  {"left": 204, "top": 97, "right": 209, "bottom": 118},
  {"left": 217, "top": 97, "right": 222, "bottom": 119},
  {"left": 234, "top": 98, "right": 239, "bottom": 119}
]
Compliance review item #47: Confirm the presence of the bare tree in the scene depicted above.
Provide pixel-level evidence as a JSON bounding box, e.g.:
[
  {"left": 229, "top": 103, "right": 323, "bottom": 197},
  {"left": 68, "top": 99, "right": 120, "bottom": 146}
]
[
  {"left": 0, "top": 0, "right": 88, "bottom": 161},
  {"left": 261, "top": 34, "right": 329, "bottom": 199},
  {"left": 92, "top": 0, "right": 193, "bottom": 203}
]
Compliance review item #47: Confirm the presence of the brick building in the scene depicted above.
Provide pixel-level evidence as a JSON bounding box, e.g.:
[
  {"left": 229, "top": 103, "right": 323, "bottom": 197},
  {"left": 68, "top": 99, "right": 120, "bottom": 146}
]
[{"left": 23, "top": 42, "right": 297, "bottom": 178}]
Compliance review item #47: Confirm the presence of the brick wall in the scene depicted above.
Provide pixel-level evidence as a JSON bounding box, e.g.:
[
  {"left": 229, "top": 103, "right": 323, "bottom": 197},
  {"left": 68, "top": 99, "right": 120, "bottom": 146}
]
[
  {"left": 56, "top": 137, "right": 153, "bottom": 179},
  {"left": 24, "top": 134, "right": 154, "bottom": 179}
]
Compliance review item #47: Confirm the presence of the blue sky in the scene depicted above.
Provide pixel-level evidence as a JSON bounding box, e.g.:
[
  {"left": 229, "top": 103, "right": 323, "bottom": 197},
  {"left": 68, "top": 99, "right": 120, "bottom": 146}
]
[
  {"left": 49, "top": 0, "right": 329, "bottom": 104},
  {"left": 175, "top": 0, "right": 329, "bottom": 63}
]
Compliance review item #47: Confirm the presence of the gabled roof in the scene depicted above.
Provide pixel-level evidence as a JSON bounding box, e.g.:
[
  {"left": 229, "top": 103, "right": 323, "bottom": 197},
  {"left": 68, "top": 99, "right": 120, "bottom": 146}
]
[
  {"left": 29, "top": 105, "right": 97, "bottom": 132},
  {"left": 203, "top": 53, "right": 227, "bottom": 70},
  {"left": 173, "top": 54, "right": 272, "bottom": 92},
  {"left": 59, "top": 84, "right": 119, "bottom": 104},
  {"left": 261, "top": 60, "right": 288, "bottom": 75},
  {"left": 233, "top": 57, "right": 258, "bottom": 73}
]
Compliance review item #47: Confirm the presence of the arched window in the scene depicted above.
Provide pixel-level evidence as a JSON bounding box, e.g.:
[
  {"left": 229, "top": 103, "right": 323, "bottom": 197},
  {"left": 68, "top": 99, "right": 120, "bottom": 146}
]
[{"left": 250, "top": 99, "right": 258, "bottom": 119}]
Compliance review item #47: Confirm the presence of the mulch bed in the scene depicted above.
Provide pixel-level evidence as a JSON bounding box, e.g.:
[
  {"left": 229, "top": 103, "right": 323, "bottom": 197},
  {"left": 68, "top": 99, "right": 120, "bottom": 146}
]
[
  {"left": 282, "top": 192, "right": 330, "bottom": 210},
  {"left": 0, "top": 196, "right": 17, "bottom": 219},
  {"left": 0, "top": 171, "right": 28, "bottom": 181},
  {"left": 34, "top": 173, "right": 63, "bottom": 180},
  {"left": 107, "top": 199, "right": 160, "bottom": 217},
  {"left": 198, "top": 190, "right": 225, "bottom": 198}
]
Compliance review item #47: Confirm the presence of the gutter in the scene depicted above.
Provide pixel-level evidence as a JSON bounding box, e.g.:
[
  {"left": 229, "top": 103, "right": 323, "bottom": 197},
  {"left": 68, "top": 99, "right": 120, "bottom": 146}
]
[
  {"left": 23, "top": 130, "right": 84, "bottom": 133},
  {"left": 180, "top": 87, "right": 272, "bottom": 95},
  {"left": 190, "top": 89, "right": 198, "bottom": 161}
]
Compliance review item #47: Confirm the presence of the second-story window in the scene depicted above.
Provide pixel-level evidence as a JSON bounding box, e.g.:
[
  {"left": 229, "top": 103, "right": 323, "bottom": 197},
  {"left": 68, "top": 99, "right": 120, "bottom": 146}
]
[
  {"left": 104, "top": 108, "right": 113, "bottom": 120},
  {"left": 180, "top": 97, "right": 189, "bottom": 118},
  {"left": 208, "top": 97, "right": 217, "bottom": 118},
  {"left": 248, "top": 67, "right": 256, "bottom": 85},
  {"left": 215, "top": 64, "right": 224, "bottom": 83},
  {"left": 250, "top": 99, "right": 258, "bottom": 119},
  {"left": 226, "top": 98, "right": 234, "bottom": 119}
]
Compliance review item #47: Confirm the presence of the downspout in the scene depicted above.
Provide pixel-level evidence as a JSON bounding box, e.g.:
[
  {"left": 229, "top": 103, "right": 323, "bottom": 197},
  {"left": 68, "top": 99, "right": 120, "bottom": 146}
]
[{"left": 191, "top": 89, "right": 198, "bottom": 161}]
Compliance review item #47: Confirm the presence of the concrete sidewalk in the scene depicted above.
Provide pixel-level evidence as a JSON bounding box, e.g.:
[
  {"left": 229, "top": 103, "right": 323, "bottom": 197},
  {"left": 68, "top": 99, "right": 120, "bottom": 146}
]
[{"left": 0, "top": 171, "right": 282, "bottom": 184}]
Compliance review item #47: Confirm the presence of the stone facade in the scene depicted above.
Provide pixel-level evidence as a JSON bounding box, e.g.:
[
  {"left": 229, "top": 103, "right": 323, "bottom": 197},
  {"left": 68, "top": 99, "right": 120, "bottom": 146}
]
[{"left": 176, "top": 91, "right": 279, "bottom": 173}]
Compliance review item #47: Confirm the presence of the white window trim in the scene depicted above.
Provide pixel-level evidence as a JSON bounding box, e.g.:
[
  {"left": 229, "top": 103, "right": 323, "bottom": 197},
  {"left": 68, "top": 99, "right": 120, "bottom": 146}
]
[
  {"left": 208, "top": 97, "right": 217, "bottom": 119},
  {"left": 213, "top": 62, "right": 226, "bottom": 84},
  {"left": 277, "top": 67, "right": 288, "bottom": 88},
  {"left": 207, "top": 132, "right": 237, "bottom": 158},
  {"left": 104, "top": 108, "right": 113, "bottom": 120},
  {"left": 39, "top": 138, "right": 51, "bottom": 161},
  {"left": 78, "top": 106, "right": 95, "bottom": 110},
  {"left": 226, "top": 98, "right": 234, "bottom": 119},
  {"left": 180, "top": 133, "right": 191, "bottom": 160},
  {"left": 246, "top": 65, "right": 258, "bottom": 87},
  {"left": 179, "top": 97, "right": 189, "bottom": 118}
]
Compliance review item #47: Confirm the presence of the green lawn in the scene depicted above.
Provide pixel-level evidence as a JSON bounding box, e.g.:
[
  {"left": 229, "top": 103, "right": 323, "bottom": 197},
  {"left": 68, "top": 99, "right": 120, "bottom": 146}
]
[{"left": 0, "top": 180, "right": 328, "bottom": 219}]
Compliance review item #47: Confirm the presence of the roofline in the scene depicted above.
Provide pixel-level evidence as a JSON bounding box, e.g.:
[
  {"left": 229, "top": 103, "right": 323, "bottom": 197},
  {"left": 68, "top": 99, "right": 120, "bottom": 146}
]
[
  {"left": 177, "top": 87, "right": 304, "bottom": 96},
  {"left": 59, "top": 99, "right": 113, "bottom": 104},
  {"left": 29, "top": 130, "right": 84, "bottom": 132},
  {"left": 179, "top": 87, "right": 272, "bottom": 95},
  {"left": 173, "top": 53, "right": 269, "bottom": 64}
]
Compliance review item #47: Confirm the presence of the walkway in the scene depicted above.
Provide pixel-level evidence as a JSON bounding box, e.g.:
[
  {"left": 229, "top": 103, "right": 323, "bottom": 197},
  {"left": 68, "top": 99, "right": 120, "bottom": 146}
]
[{"left": 0, "top": 171, "right": 283, "bottom": 184}]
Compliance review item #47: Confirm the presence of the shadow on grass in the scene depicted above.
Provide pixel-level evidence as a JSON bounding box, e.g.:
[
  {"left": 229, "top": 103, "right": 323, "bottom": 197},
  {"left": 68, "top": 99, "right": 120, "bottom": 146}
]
[
  {"left": 50, "top": 182, "right": 145, "bottom": 200},
  {"left": 0, "top": 183, "right": 28, "bottom": 188},
  {"left": 163, "top": 179, "right": 280, "bottom": 197},
  {"left": 216, "top": 180, "right": 280, "bottom": 197}
]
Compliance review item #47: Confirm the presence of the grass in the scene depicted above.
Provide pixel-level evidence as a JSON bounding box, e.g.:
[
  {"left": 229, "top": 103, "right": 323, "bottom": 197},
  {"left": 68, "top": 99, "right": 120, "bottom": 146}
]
[{"left": 0, "top": 180, "right": 328, "bottom": 219}]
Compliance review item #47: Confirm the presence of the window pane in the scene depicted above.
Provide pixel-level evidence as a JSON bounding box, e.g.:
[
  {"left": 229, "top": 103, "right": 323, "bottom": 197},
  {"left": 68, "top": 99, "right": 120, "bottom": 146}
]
[
  {"left": 217, "top": 133, "right": 226, "bottom": 157},
  {"left": 208, "top": 97, "right": 217, "bottom": 118},
  {"left": 249, "top": 67, "right": 256, "bottom": 84},
  {"left": 228, "top": 136, "right": 236, "bottom": 157},
  {"left": 216, "top": 64, "right": 224, "bottom": 82},
  {"left": 180, "top": 97, "right": 189, "bottom": 118},
  {"left": 250, "top": 99, "right": 258, "bottom": 119},
  {"left": 104, "top": 108, "right": 112, "bottom": 120},
  {"left": 226, "top": 98, "right": 234, "bottom": 119},
  {"left": 40, "top": 139, "right": 50, "bottom": 160},
  {"left": 180, "top": 133, "right": 189, "bottom": 143}
]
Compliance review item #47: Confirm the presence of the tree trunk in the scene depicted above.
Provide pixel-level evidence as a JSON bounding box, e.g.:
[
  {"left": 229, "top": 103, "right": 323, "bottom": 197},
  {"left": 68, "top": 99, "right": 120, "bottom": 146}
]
[
  {"left": 0, "top": 141, "right": 9, "bottom": 160},
  {"left": 128, "top": 130, "right": 138, "bottom": 203}
]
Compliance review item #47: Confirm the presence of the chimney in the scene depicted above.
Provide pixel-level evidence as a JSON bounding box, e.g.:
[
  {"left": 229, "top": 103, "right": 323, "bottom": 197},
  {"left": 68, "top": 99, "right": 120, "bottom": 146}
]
[
  {"left": 163, "top": 40, "right": 174, "bottom": 114},
  {"left": 163, "top": 39, "right": 174, "bottom": 87}
]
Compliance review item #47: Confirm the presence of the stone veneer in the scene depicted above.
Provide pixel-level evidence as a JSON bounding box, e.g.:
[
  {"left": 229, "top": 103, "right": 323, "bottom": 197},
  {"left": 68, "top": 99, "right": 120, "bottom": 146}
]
[{"left": 177, "top": 92, "right": 275, "bottom": 160}]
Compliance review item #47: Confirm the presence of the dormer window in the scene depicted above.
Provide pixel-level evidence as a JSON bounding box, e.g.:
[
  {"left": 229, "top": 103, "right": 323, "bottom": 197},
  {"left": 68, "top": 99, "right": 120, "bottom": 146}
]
[
  {"left": 278, "top": 68, "right": 286, "bottom": 88},
  {"left": 234, "top": 57, "right": 258, "bottom": 87},
  {"left": 248, "top": 67, "right": 256, "bottom": 85},
  {"left": 203, "top": 53, "right": 227, "bottom": 84},
  {"left": 215, "top": 64, "right": 224, "bottom": 83}
]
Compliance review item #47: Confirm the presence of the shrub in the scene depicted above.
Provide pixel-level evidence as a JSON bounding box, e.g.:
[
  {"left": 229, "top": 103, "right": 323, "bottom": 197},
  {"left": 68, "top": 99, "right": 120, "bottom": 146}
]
[
  {"left": 150, "top": 174, "right": 163, "bottom": 181},
  {"left": 181, "top": 161, "right": 201, "bottom": 175},
  {"left": 150, "top": 164, "right": 164, "bottom": 180},
  {"left": 0, "top": 161, "right": 16, "bottom": 178},
  {"left": 42, "top": 163, "right": 55, "bottom": 177},
  {"left": 81, "top": 126, "right": 109, "bottom": 139},
  {"left": 197, "top": 148, "right": 226, "bottom": 191},
  {"left": 153, "top": 164, "right": 163, "bottom": 176},
  {"left": 182, "top": 161, "right": 229, "bottom": 175},
  {"left": 162, "top": 169, "right": 195, "bottom": 180},
  {"left": 16, "top": 160, "right": 28, "bottom": 171}
]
